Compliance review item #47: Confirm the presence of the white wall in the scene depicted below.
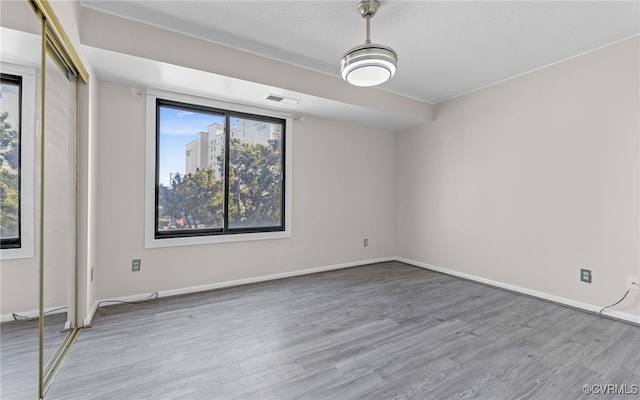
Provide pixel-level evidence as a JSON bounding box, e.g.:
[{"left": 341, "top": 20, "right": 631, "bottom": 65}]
[
  {"left": 94, "top": 80, "right": 396, "bottom": 300},
  {"left": 396, "top": 37, "right": 640, "bottom": 318}
]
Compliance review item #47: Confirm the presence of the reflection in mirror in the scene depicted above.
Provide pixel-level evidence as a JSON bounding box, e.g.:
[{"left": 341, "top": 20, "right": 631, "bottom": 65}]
[
  {"left": 0, "top": 1, "right": 43, "bottom": 398},
  {"left": 42, "top": 43, "right": 77, "bottom": 378},
  {"left": 1, "top": 1, "right": 80, "bottom": 397}
]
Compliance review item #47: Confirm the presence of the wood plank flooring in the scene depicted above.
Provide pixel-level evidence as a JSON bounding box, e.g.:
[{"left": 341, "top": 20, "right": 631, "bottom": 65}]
[
  {"left": 22, "top": 262, "right": 640, "bottom": 399},
  {"left": 1, "top": 312, "right": 69, "bottom": 399}
]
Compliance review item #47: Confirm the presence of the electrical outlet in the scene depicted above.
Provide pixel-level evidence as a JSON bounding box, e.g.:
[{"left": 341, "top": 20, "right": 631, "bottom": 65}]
[
  {"left": 628, "top": 275, "right": 640, "bottom": 290},
  {"left": 363, "top": 238, "right": 368, "bottom": 247},
  {"left": 580, "top": 268, "right": 592, "bottom": 283},
  {"left": 132, "top": 259, "right": 141, "bottom": 272}
]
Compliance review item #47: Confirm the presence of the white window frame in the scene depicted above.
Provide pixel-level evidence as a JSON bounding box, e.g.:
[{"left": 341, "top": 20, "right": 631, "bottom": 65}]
[
  {"left": 144, "top": 88, "right": 292, "bottom": 249},
  {"left": 1, "top": 63, "right": 36, "bottom": 260}
]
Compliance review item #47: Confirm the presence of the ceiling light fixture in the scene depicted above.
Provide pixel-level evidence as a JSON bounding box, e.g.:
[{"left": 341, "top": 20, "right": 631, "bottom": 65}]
[{"left": 340, "top": 0, "right": 397, "bottom": 87}]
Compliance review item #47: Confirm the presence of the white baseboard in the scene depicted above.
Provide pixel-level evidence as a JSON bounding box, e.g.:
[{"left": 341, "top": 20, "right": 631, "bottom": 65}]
[
  {"left": 84, "top": 304, "right": 98, "bottom": 327},
  {"left": 396, "top": 257, "right": 640, "bottom": 325},
  {"left": 1, "top": 304, "right": 68, "bottom": 324},
  {"left": 83, "top": 257, "right": 394, "bottom": 327}
]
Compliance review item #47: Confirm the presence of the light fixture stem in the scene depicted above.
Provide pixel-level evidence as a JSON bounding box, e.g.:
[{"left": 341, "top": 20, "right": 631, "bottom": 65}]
[{"left": 365, "top": 15, "right": 371, "bottom": 44}]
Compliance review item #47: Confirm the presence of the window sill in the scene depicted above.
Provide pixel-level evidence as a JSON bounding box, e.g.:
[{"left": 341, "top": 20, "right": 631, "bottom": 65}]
[
  {"left": 144, "top": 229, "right": 291, "bottom": 249},
  {"left": 1, "top": 247, "right": 35, "bottom": 261}
]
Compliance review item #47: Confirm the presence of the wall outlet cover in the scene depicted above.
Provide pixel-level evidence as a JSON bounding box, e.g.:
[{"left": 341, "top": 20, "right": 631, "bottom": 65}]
[{"left": 580, "top": 268, "right": 592, "bottom": 283}]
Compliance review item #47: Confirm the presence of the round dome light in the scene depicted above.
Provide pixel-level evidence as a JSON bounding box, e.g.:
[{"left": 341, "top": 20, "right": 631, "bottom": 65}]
[{"left": 340, "top": 43, "right": 397, "bottom": 87}]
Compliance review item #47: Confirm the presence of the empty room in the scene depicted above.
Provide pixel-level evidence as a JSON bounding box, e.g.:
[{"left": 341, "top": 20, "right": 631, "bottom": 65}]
[{"left": 1, "top": 1, "right": 639, "bottom": 399}]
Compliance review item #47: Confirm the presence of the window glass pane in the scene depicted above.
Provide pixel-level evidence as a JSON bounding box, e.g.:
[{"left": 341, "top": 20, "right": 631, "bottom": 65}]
[
  {"left": 157, "top": 103, "right": 225, "bottom": 233},
  {"left": 0, "top": 74, "right": 21, "bottom": 247},
  {"left": 228, "top": 116, "right": 283, "bottom": 229}
]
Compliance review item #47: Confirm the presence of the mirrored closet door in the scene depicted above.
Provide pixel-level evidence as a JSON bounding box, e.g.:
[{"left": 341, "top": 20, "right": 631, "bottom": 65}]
[
  {"left": 0, "top": 2, "right": 47, "bottom": 399},
  {"left": 0, "top": 1, "right": 87, "bottom": 399},
  {"left": 41, "top": 33, "right": 79, "bottom": 391}
]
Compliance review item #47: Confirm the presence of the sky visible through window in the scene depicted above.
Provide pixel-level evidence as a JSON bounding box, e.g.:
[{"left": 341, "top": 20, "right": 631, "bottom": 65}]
[{"left": 158, "top": 106, "right": 223, "bottom": 186}]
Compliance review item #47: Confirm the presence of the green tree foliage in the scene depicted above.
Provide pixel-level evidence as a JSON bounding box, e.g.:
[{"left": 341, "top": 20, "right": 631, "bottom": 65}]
[
  {"left": 0, "top": 111, "right": 20, "bottom": 238},
  {"left": 157, "top": 138, "right": 282, "bottom": 232},
  {"left": 229, "top": 138, "right": 282, "bottom": 227},
  {"left": 158, "top": 168, "right": 223, "bottom": 230},
  {"left": 0, "top": 111, "right": 19, "bottom": 170}
]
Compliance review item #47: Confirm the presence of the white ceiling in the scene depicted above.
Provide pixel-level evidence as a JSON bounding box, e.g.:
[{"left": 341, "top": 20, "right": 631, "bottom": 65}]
[{"left": 81, "top": 0, "right": 639, "bottom": 104}]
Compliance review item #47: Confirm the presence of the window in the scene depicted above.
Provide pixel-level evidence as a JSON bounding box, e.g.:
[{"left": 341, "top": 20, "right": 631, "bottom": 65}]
[
  {"left": 0, "top": 74, "right": 22, "bottom": 249},
  {"left": 0, "top": 65, "right": 35, "bottom": 260},
  {"left": 154, "top": 98, "right": 286, "bottom": 241}
]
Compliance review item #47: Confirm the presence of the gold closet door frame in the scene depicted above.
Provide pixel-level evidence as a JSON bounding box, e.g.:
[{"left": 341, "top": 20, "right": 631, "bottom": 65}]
[
  {"left": 28, "top": 1, "right": 88, "bottom": 398},
  {"left": 29, "top": 0, "right": 89, "bottom": 84}
]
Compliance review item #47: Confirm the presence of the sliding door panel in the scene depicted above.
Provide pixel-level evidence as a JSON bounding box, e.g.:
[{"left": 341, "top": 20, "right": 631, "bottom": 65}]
[{"left": 41, "top": 48, "right": 76, "bottom": 372}]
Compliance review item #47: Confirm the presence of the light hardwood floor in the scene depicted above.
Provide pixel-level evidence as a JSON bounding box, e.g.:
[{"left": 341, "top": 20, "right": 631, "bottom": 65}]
[{"left": 21, "top": 262, "right": 640, "bottom": 399}]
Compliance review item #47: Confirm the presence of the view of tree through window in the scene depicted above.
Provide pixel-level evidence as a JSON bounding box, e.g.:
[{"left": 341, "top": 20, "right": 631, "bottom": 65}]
[
  {"left": 228, "top": 117, "right": 283, "bottom": 229},
  {"left": 0, "top": 74, "right": 22, "bottom": 249},
  {"left": 156, "top": 99, "right": 285, "bottom": 238}
]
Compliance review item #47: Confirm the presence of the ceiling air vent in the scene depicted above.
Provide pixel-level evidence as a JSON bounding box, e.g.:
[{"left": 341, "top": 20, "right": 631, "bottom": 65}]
[
  {"left": 266, "top": 94, "right": 284, "bottom": 102},
  {"left": 266, "top": 94, "right": 301, "bottom": 105}
]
